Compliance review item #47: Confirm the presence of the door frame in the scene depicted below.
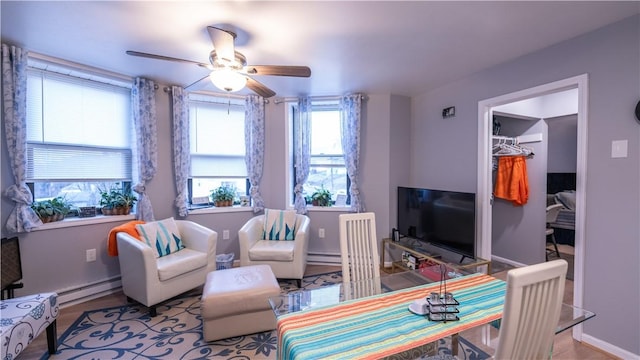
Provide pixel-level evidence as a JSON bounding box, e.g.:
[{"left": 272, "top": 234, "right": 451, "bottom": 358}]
[{"left": 476, "top": 74, "right": 588, "bottom": 339}]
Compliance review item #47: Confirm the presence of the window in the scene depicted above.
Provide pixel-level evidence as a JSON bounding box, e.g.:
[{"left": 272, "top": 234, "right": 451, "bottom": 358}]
[
  {"left": 290, "top": 100, "right": 349, "bottom": 206},
  {"left": 188, "top": 94, "right": 248, "bottom": 205},
  {"left": 26, "top": 63, "right": 133, "bottom": 209}
]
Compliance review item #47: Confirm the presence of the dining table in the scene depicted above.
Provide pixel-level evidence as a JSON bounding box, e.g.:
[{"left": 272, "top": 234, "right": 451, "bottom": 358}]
[{"left": 268, "top": 265, "right": 595, "bottom": 360}]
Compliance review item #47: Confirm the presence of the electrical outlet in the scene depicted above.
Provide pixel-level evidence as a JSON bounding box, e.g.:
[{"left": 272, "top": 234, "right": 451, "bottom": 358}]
[
  {"left": 86, "top": 248, "right": 96, "bottom": 262},
  {"left": 319, "top": 228, "right": 325, "bottom": 238},
  {"left": 223, "top": 230, "right": 230, "bottom": 240}
]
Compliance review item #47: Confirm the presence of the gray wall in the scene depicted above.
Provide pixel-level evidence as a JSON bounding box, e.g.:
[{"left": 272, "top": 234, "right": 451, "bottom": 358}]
[
  {"left": 411, "top": 15, "right": 639, "bottom": 355},
  {"left": 389, "top": 95, "right": 412, "bottom": 231},
  {"left": 547, "top": 114, "right": 578, "bottom": 173}
]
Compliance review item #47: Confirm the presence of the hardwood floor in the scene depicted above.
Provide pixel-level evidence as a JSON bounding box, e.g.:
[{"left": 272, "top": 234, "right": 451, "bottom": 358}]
[{"left": 18, "top": 264, "right": 615, "bottom": 359}]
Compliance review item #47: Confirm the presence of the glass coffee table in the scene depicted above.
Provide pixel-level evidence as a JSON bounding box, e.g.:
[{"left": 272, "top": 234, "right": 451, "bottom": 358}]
[{"left": 269, "top": 267, "right": 595, "bottom": 359}]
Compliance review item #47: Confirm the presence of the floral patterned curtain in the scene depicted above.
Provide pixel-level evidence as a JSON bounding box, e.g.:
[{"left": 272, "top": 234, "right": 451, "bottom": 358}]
[
  {"left": 294, "top": 97, "right": 312, "bottom": 214},
  {"left": 131, "top": 77, "right": 157, "bottom": 221},
  {"left": 341, "top": 94, "right": 364, "bottom": 212},
  {"left": 244, "top": 95, "right": 265, "bottom": 213},
  {"left": 2, "top": 44, "right": 42, "bottom": 233},
  {"left": 171, "top": 86, "right": 190, "bottom": 217}
]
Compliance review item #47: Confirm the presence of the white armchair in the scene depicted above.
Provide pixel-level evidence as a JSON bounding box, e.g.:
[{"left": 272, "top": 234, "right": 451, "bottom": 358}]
[
  {"left": 116, "top": 220, "right": 217, "bottom": 316},
  {"left": 239, "top": 214, "right": 310, "bottom": 287}
]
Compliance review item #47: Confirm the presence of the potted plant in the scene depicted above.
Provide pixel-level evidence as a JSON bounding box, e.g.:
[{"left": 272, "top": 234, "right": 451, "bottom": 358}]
[
  {"left": 311, "top": 186, "right": 332, "bottom": 207},
  {"left": 211, "top": 185, "right": 236, "bottom": 207},
  {"left": 31, "top": 197, "right": 72, "bottom": 223},
  {"left": 99, "top": 185, "right": 137, "bottom": 215}
]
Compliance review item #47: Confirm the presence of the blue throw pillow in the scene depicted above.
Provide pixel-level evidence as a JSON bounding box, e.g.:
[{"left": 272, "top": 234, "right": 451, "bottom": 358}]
[
  {"left": 136, "top": 217, "right": 184, "bottom": 257},
  {"left": 262, "top": 209, "right": 297, "bottom": 241}
]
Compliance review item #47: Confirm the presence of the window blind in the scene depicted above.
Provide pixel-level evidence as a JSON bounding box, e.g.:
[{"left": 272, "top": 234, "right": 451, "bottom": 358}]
[
  {"left": 26, "top": 67, "right": 132, "bottom": 182},
  {"left": 189, "top": 95, "right": 246, "bottom": 178},
  {"left": 27, "top": 143, "right": 131, "bottom": 181}
]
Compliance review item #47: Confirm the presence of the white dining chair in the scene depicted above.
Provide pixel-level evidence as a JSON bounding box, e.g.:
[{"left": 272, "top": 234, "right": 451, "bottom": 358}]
[
  {"left": 494, "top": 259, "right": 568, "bottom": 359},
  {"left": 426, "top": 259, "right": 568, "bottom": 360},
  {"left": 339, "top": 213, "right": 381, "bottom": 299}
]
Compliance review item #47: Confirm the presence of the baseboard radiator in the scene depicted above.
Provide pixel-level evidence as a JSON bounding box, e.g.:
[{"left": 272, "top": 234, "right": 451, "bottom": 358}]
[
  {"left": 57, "top": 276, "right": 122, "bottom": 308},
  {"left": 307, "top": 251, "right": 342, "bottom": 266}
]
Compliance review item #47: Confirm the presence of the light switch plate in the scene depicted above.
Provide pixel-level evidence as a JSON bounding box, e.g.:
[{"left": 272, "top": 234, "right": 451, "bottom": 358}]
[{"left": 611, "top": 140, "right": 628, "bottom": 158}]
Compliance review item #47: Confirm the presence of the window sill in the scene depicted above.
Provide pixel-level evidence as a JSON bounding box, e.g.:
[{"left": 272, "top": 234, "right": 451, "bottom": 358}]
[
  {"left": 30, "top": 214, "right": 136, "bottom": 232},
  {"left": 188, "top": 206, "right": 254, "bottom": 215}
]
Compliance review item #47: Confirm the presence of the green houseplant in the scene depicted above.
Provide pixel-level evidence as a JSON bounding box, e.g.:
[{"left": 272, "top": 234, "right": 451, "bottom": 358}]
[
  {"left": 211, "top": 185, "right": 236, "bottom": 207},
  {"left": 311, "top": 186, "right": 332, "bottom": 207},
  {"left": 99, "top": 185, "right": 137, "bottom": 215},
  {"left": 31, "top": 197, "right": 72, "bottom": 223}
]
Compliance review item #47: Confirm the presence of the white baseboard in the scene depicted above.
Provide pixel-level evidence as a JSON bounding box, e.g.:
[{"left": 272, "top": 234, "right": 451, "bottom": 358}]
[
  {"left": 582, "top": 333, "right": 640, "bottom": 360},
  {"left": 491, "top": 255, "right": 526, "bottom": 268},
  {"left": 57, "top": 276, "right": 122, "bottom": 308}
]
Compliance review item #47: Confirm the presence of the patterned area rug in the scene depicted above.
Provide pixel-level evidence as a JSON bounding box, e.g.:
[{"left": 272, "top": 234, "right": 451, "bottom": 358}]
[{"left": 43, "top": 271, "right": 488, "bottom": 359}]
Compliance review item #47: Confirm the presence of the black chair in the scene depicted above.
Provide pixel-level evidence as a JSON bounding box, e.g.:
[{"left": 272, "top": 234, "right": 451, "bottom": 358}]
[{"left": 1, "top": 236, "right": 24, "bottom": 299}]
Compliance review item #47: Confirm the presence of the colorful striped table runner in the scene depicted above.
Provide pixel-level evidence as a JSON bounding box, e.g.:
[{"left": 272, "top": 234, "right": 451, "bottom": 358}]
[{"left": 276, "top": 273, "right": 506, "bottom": 360}]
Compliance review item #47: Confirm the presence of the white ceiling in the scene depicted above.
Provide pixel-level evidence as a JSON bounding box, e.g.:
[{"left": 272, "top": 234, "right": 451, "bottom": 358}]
[{"left": 2, "top": 1, "right": 638, "bottom": 98}]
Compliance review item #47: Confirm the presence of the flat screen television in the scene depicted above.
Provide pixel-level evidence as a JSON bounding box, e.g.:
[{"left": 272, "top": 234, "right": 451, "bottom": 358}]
[{"left": 397, "top": 186, "right": 476, "bottom": 259}]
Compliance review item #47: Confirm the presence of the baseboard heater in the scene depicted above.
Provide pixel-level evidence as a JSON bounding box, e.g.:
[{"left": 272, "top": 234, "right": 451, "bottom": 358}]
[
  {"left": 57, "top": 276, "right": 122, "bottom": 308},
  {"left": 307, "top": 251, "right": 342, "bottom": 266}
]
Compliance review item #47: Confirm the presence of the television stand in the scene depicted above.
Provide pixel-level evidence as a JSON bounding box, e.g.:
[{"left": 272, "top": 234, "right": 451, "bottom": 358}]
[{"left": 381, "top": 237, "right": 491, "bottom": 274}]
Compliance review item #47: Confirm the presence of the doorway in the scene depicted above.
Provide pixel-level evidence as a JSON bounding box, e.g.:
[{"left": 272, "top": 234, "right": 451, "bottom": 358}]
[{"left": 475, "top": 74, "right": 588, "bottom": 340}]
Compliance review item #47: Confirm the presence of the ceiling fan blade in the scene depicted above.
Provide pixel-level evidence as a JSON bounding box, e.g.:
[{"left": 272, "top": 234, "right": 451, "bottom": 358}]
[
  {"left": 207, "top": 26, "right": 236, "bottom": 63},
  {"left": 184, "top": 74, "right": 210, "bottom": 91},
  {"left": 243, "top": 65, "right": 311, "bottom": 77},
  {"left": 126, "top": 50, "right": 211, "bottom": 69},
  {"left": 246, "top": 77, "right": 276, "bottom": 98}
]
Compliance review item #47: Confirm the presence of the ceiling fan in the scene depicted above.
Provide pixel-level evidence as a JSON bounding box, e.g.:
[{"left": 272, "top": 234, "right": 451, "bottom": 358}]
[{"left": 126, "top": 26, "right": 311, "bottom": 98}]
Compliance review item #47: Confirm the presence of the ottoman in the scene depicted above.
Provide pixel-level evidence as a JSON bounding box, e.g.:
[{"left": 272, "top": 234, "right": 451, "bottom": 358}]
[{"left": 201, "top": 264, "right": 281, "bottom": 341}]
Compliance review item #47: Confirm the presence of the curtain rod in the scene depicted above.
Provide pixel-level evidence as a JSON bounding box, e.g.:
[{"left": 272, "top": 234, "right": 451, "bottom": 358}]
[
  {"left": 163, "top": 87, "right": 269, "bottom": 103},
  {"left": 29, "top": 52, "right": 133, "bottom": 83},
  {"left": 29, "top": 52, "right": 161, "bottom": 92},
  {"left": 273, "top": 94, "right": 368, "bottom": 105}
]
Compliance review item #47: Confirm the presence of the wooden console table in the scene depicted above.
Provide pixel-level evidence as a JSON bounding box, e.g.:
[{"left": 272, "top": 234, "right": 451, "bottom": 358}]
[{"left": 381, "top": 237, "right": 492, "bottom": 274}]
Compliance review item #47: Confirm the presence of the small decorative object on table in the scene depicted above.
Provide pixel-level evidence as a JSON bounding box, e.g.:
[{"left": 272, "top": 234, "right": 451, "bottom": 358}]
[
  {"left": 426, "top": 264, "right": 460, "bottom": 322},
  {"left": 409, "top": 264, "right": 461, "bottom": 321}
]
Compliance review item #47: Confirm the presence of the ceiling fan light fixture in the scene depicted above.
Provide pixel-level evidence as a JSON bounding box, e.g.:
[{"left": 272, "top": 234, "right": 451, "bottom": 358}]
[{"left": 209, "top": 69, "right": 247, "bottom": 92}]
